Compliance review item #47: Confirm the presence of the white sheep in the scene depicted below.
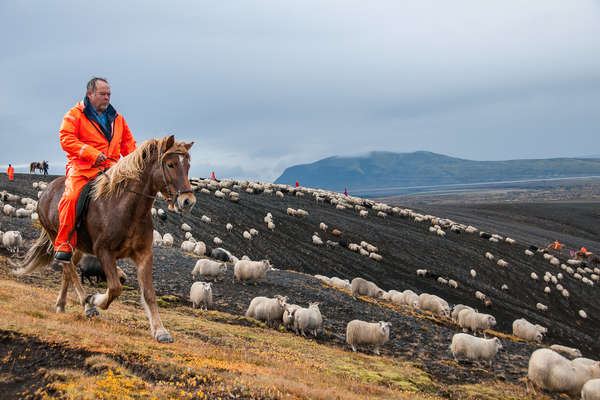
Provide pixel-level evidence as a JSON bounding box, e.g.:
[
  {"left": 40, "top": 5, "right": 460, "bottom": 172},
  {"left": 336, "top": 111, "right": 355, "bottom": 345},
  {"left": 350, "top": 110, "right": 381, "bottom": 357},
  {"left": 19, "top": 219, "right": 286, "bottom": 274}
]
[
  {"left": 314, "top": 275, "right": 331, "bottom": 284},
  {"left": 512, "top": 318, "right": 543, "bottom": 343},
  {"left": 549, "top": 344, "right": 582, "bottom": 359},
  {"left": 312, "top": 234, "right": 323, "bottom": 246},
  {"left": 505, "top": 237, "right": 516, "bottom": 244},
  {"left": 189, "top": 282, "right": 213, "bottom": 310},
  {"left": 450, "top": 333, "right": 502, "bottom": 367},
  {"left": 501, "top": 284, "right": 509, "bottom": 291},
  {"left": 530, "top": 272, "right": 538, "bottom": 280},
  {"left": 185, "top": 232, "right": 193, "bottom": 240},
  {"left": 3, "top": 204, "right": 15, "bottom": 216},
  {"left": 458, "top": 309, "right": 496, "bottom": 336},
  {"left": 448, "top": 279, "right": 458, "bottom": 289},
  {"left": 351, "top": 277, "right": 385, "bottom": 299},
  {"left": 31, "top": 212, "right": 39, "bottom": 221},
  {"left": 192, "top": 259, "right": 227, "bottom": 281},
  {"left": 536, "top": 303, "right": 548, "bottom": 311},
  {"left": 2, "top": 231, "right": 23, "bottom": 253},
  {"left": 582, "top": 379, "right": 600, "bottom": 400},
  {"left": 249, "top": 228, "right": 258, "bottom": 236},
  {"left": 286, "top": 208, "right": 296, "bottom": 216},
  {"left": 485, "top": 252, "right": 494, "bottom": 260},
  {"left": 416, "top": 269, "right": 428, "bottom": 277},
  {"left": 525, "top": 249, "right": 535, "bottom": 256},
  {"left": 276, "top": 191, "right": 284, "bottom": 198},
  {"left": 470, "top": 269, "right": 477, "bottom": 278},
  {"left": 329, "top": 277, "right": 351, "bottom": 290},
  {"left": 243, "top": 231, "right": 252, "bottom": 240},
  {"left": 201, "top": 215, "right": 211, "bottom": 223},
  {"left": 152, "top": 230, "right": 163, "bottom": 246},
  {"left": 451, "top": 304, "right": 474, "bottom": 323},
  {"left": 181, "top": 223, "right": 192, "bottom": 232},
  {"left": 193, "top": 241, "right": 206, "bottom": 256},
  {"left": 180, "top": 240, "right": 196, "bottom": 252},
  {"left": 293, "top": 302, "right": 323, "bottom": 337},
  {"left": 527, "top": 348, "right": 600, "bottom": 397},
  {"left": 213, "top": 237, "right": 223, "bottom": 246},
  {"left": 267, "top": 221, "right": 275, "bottom": 231},
  {"left": 233, "top": 259, "right": 271, "bottom": 283},
  {"left": 579, "top": 310, "right": 588, "bottom": 319},
  {"left": 437, "top": 277, "right": 448, "bottom": 285},
  {"left": 346, "top": 320, "right": 391, "bottom": 355},
  {"left": 497, "top": 259, "right": 508, "bottom": 268},
  {"left": 369, "top": 252, "right": 382, "bottom": 261},
  {"left": 418, "top": 293, "right": 450, "bottom": 318},
  {"left": 282, "top": 304, "right": 302, "bottom": 328},
  {"left": 245, "top": 295, "right": 287, "bottom": 327},
  {"left": 296, "top": 209, "right": 309, "bottom": 217},
  {"left": 359, "top": 210, "right": 368, "bottom": 217},
  {"left": 562, "top": 289, "right": 570, "bottom": 298},
  {"left": 397, "top": 290, "right": 419, "bottom": 308},
  {"left": 226, "top": 223, "right": 233, "bottom": 232},
  {"left": 319, "top": 222, "right": 328, "bottom": 231}
]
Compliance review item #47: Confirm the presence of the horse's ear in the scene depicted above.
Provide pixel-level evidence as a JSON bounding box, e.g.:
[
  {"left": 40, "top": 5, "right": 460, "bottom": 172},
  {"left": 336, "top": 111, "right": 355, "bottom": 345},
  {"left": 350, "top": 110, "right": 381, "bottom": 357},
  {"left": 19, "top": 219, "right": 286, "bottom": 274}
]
[
  {"left": 162, "top": 135, "right": 175, "bottom": 153},
  {"left": 183, "top": 141, "right": 194, "bottom": 150}
]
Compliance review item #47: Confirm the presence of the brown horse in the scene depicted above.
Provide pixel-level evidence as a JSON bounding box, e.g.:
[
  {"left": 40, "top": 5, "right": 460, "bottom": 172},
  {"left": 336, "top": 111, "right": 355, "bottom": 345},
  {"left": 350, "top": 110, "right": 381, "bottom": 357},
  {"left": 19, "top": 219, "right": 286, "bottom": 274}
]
[
  {"left": 14, "top": 135, "right": 195, "bottom": 343},
  {"left": 30, "top": 161, "right": 44, "bottom": 174}
]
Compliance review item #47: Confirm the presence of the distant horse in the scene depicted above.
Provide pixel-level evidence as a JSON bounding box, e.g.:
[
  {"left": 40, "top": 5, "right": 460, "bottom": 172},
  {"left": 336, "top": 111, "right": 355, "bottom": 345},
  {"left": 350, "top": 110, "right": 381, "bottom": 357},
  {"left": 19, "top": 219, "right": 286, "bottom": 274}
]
[
  {"left": 14, "top": 135, "right": 195, "bottom": 343},
  {"left": 545, "top": 242, "right": 566, "bottom": 254},
  {"left": 30, "top": 161, "right": 44, "bottom": 174}
]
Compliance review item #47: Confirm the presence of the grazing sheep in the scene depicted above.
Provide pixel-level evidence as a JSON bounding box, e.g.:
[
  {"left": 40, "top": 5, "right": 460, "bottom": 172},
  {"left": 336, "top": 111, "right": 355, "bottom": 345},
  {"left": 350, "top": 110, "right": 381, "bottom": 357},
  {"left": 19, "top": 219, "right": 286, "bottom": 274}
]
[
  {"left": 398, "top": 290, "right": 419, "bottom": 308},
  {"left": 319, "top": 222, "right": 328, "bottom": 231},
  {"left": 505, "top": 237, "right": 516, "bottom": 244},
  {"left": 162, "top": 233, "right": 174, "bottom": 247},
  {"left": 497, "top": 259, "right": 509, "bottom": 268},
  {"left": 369, "top": 252, "right": 382, "bottom": 261},
  {"left": 436, "top": 229, "right": 446, "bottom": 237},
  {"left": 312, "top": 234, "right": 323, "bottom": 246},
  {"left": 276, "top": 191, "right": 284, "bottom": 198},
  {"left": 213, "top": 237, "right": 223, "bottom": 246},
  {"left": 181, "top": 223, "right": 192, "bottom": 232},
  {"left": 346, "top": 320, "right": 391, "bottom": 355},
  {"left": 351, "top": 277, "right": 385, "bottom": 299},
  {"left": 475, "top": 291, "right": 492, "bottom": 307},
  {"left": 381, "top": 289, "right": 401, "bottom": 301},
  {"left": 549, "top": 344, "right": 582, "bottom": 359},
  {"left": 527, "top": 348, "right": 600, "bottom": 397},
  {"left": 77, "top": 254, "right": 126, "bottom": 285},
  {"left": 314, "top": 275, "right": 331, "bottom": 284},
  {"left": 185, "top": 232, "right": 194, "bottom": 240},
  {"left": 359, "top": 210, "right": 368, "bottom": 217},
  {"left": 3, "top": 204, "right": 15, "bottom": 216},
  {"left": 525, "top": 249, "right": 535, "bottom": 256},
  {"left": 296, "top": 209, "right": 309, "bottom": 217},
  {"left": 245, "top": 295, "right": 287, "bottom": 327},
  {"left": 189, "top": 282, "right": 213, "bottom": 310},
  {"left": 293, "top": 302, "right": 323, "bottom": 337},
  {"left": 192, "top": 259, "right": 227, "bottom": 281},
  {"left": 157, "top": 208, "right": 167, "bottom": 221},
  {"left": 214, "top": 190, "right": 225, "bottom": 199},
  {"left": 536, "top": 303, "right": 548, "bottom": 311},
  {"left": 448, "top": 279, "right": 458, "bottom": 288},
  {"left": 582, "top": 379, "right": 600, "bottom": 400},
  {"left": 282, "top": 304, "right": 302, "bottom": 328},
  {"left": 530, "top": 272, "right": 538, "bottom": 280},
  {"left": 416, "top": 269, "right": 428, "bottom": 277},
  {"left": 485, "top": 252, "right": 494, "bottom": 260},
  {"left": 512, "top": 318, "right": 543, "bottom": 343},
  {"left": 152, "top": 230, "right": 163, "bottom": 246},
  {"left": 437, "top": 277, "right": 448, "bottom": 285},
  {"left": 450, "top": 333, "right": 502, "bottom": 367},
  {"left": 418, "top": 293, "right": 450, "bottom": 318},
  {"left": 458, "top": 309, "right": 496, "bottom": 336},
  {"left": 267, "top": 221, "right": 275, "bottom": 231},
  {"left": 193, "top": 241, "right": 206, "bottom": 256},
  {"left": 579, "top": 310, "right": 588, "bottom": 319},
  {"left": 229, "top": 192, "right": 239, "bottom": 202},
  {"left": 286, "top": 208, "right": 296, "bottom": 216},
  {"left": 16, "top": 208, "right": 33, "bottom": 218},
  {"left": 249, "top": 228, "right": 259, "bottom": 236},
  {"left": 329, "top": 277, "right": 351, "bottom": 290},
  {"left": 2, "top": 230, "right": 23, "bottom": 253},
  {"left": 200, "top": 215, "right": 211, "bottom": 223},
  {"left": 451, "top": 304, "right": 474, "bottom": 323},
  {"left": 243, "top": 231, "right": 252, "bottom": 240},
  {"left": 501, "top": 284, "right": 508, "bottom": 291},
  {"left": 211, "top": 247, "right": 236, "bottom": 262},
  {"left": 181, "top": 240, "right": 196, "bottom": 252},
  {"left": 233, "top": 259, "right": 271, "bottom": 283},
  {"left": 225, "top": 223, "right": 233, "bottom": 232},
  {"left": 470, "top": 269, "right": 477, "bottom": 278}
]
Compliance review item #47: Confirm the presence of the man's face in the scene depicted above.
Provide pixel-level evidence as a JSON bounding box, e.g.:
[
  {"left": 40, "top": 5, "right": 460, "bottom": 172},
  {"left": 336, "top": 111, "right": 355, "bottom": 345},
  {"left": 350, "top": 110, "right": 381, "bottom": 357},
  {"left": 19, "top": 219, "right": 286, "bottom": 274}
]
[{"left": 87, "top": 81, "right": 111, "bottom": 113}]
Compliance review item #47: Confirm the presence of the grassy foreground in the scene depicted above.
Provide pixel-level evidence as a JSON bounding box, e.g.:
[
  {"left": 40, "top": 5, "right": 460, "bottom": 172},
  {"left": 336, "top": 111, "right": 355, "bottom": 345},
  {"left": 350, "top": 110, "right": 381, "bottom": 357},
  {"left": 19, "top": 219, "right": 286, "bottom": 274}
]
[{"left": 0, "top": 272, "right": 541, "bottom": 399}]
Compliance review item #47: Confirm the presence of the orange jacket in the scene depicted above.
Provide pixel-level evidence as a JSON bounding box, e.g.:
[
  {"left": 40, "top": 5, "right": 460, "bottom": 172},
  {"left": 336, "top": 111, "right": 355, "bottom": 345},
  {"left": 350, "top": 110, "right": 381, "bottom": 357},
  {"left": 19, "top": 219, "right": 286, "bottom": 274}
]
[
  {"left": 7, "top": 166, "right": 14, "bottom": 178},
  {"left": 59, "top": 100, "right": 136, "bottom": 178}
]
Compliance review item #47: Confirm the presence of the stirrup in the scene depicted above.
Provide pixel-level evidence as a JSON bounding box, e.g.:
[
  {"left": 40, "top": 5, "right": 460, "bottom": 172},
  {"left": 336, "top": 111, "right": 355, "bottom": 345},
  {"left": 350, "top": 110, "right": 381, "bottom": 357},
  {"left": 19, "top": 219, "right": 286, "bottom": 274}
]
[{"left": 55, "top": 242, "right": 74, "bottom": 252}]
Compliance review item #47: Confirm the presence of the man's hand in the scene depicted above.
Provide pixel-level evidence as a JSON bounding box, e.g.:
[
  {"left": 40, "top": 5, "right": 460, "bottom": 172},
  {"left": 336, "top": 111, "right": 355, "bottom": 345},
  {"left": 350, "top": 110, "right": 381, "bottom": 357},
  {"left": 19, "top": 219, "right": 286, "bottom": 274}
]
[{"left": 93, "top": 153, "right": 107, "bottom": 167}]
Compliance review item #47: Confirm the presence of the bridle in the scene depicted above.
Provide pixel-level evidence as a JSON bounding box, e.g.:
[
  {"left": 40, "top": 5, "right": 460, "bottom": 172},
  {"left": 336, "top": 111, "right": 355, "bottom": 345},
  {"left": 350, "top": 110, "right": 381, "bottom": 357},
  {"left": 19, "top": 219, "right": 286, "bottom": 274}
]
[{"left": 100, "top": 146, "right": 193, "bottom": 204}]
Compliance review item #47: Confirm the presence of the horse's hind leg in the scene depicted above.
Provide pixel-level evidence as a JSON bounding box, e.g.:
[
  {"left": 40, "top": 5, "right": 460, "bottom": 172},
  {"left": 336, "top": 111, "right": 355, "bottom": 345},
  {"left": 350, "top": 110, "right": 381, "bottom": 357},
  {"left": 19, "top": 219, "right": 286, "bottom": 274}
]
[
  {"left": 133, "top": 248, "right": 172, "bottom": 343},
  {"left": 55, "top": 251, "right": 87, "bottom": 312}
]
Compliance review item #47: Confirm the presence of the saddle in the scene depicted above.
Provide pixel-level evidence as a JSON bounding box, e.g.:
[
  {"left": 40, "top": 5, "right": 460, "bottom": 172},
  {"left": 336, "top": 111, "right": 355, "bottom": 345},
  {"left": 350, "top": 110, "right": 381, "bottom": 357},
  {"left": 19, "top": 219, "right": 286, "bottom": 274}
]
[{"left": 71, "top": 179, "right": 95, "bottom": 240}]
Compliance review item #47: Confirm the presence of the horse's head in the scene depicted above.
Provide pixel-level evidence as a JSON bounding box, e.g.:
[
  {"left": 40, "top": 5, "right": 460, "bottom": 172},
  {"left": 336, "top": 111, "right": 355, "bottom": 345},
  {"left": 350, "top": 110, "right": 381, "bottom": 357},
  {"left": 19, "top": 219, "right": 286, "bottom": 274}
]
[{"left": 157, "top": 135, "right": 196, "bottom": 213}]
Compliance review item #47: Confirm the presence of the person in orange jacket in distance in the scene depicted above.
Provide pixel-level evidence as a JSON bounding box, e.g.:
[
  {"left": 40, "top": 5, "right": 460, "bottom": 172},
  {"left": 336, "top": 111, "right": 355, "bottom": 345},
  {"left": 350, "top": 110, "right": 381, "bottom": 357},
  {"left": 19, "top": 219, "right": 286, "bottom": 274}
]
[{"left": 7, "top": 164, "right": 14, "bottom": 181}]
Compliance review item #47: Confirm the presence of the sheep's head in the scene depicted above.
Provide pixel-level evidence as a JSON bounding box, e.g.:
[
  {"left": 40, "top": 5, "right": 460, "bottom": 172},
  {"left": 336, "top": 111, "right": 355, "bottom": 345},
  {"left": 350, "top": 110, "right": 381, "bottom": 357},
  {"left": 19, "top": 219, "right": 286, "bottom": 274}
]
[
  {"left": 493, "top": 338, "right": 503, "bottom": 351},
  {"left": 535, "top": 332, "right": 543, "bottom": 343},
  {"left": 275, "top": 295, "right": 288, "bottom": 307},
  {"left": 376, "top": 289, "right": 385, "bottom": 299},
  {"left": 309, "top": 302, "right": 320, "bottom": 310},
  {"left": 488, "top": 316, "right": 496, "bottom": 326},
  {"left": 219, "top": 263, "right": 227, "bottom": 272},
  {"left": 378, "top": 321, "right": 391, "bottom": 335}
]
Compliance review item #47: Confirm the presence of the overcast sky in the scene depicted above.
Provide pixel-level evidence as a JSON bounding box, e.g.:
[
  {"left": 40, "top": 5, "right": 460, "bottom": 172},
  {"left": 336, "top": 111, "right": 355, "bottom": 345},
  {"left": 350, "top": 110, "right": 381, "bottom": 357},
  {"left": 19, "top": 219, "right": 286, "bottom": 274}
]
[{"left": 1, "top": 1, "right": 599, "bottom": 181}]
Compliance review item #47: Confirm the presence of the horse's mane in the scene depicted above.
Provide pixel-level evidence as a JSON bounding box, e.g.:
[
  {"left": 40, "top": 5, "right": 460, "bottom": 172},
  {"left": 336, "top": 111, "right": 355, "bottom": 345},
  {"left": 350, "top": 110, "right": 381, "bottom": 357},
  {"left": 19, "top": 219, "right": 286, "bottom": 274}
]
[{"left": 91, "top": 139, "right": 160, "bottom": 200}]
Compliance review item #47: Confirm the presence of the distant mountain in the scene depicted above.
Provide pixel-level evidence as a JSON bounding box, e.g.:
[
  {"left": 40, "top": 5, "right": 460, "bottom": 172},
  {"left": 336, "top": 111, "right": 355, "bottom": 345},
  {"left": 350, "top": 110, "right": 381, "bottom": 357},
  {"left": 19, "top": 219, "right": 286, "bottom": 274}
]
[{"left": 274, "top": 151, "right": 600, "bottom": 196}]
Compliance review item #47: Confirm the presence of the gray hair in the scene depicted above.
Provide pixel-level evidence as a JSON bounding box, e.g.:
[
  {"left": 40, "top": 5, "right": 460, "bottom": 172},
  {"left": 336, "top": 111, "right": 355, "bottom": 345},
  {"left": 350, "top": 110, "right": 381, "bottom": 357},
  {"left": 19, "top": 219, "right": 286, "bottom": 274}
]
[{"left": 86, "top": 77, "right": 109, "bottom": 94}]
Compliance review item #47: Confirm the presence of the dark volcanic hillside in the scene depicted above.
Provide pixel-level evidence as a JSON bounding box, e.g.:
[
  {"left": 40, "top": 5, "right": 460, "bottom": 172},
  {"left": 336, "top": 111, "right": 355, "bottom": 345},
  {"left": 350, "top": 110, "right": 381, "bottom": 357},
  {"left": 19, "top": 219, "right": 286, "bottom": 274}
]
[
  {"left": 274, "top": 150, "right": 600, "bottom": 195},
  {"left": 1, "top": 172, "right": 599, "bottom": 398}
]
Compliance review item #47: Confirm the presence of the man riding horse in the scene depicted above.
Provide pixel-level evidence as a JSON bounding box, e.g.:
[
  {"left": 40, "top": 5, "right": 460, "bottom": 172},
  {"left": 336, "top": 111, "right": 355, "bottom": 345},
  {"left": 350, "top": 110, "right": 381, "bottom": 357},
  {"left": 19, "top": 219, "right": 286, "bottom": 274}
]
[{"left": 54, "top": 77, "right": 136, "bottom": 262}]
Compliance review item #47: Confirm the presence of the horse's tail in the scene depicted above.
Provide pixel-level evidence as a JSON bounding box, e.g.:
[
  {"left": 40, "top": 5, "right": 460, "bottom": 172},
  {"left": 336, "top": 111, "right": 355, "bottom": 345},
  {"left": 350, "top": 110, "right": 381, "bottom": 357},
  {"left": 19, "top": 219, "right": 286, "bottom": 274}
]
[{"left": 13, "top": 228, "right": 54, "bottom": 276}]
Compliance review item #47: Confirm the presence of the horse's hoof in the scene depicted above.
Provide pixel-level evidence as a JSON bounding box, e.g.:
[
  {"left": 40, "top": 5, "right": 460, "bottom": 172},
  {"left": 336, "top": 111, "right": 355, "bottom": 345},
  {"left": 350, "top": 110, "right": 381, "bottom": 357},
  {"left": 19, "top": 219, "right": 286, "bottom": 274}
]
[
  {"left": 85, "top": 305, "right": 99, "bottom": 318},
  {"left": 156, "top": 333, "right": 173, "bottom": 343}
]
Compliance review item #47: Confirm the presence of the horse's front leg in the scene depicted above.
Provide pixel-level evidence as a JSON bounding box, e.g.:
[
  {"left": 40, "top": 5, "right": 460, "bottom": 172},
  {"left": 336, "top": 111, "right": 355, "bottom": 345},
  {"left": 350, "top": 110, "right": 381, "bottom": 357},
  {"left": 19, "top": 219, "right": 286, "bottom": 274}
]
[
  {"left": 85, "top": 252, "right": 121, "bottom": 316},
  {"left": 133, "top": 248, "right": 172, "bottom": 343}
]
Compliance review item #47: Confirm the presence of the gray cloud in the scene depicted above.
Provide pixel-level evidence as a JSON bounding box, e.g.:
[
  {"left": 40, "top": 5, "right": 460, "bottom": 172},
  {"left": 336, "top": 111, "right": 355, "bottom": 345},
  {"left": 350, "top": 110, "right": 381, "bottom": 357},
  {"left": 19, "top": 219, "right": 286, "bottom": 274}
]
[{"left": 1, "top": 1, "right": 599, "bottom": 181}]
